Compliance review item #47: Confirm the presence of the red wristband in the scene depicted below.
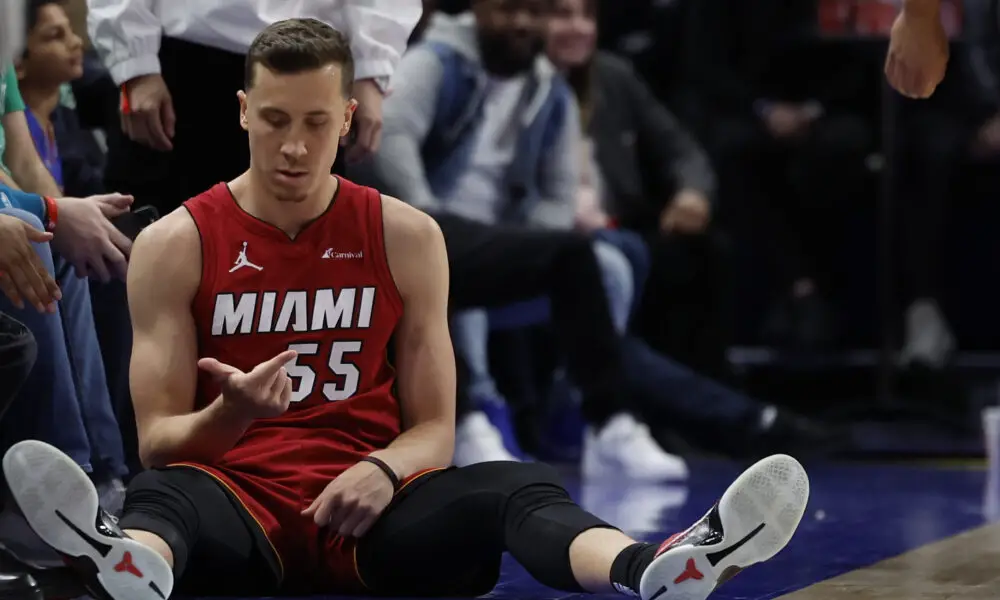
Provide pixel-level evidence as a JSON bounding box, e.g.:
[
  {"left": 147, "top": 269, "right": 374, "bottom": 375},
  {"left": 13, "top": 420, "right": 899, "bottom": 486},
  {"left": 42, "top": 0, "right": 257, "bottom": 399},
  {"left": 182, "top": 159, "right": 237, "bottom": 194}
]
[
  {"left": 120, "top": 84, "right": 131, "bottom": 115},
  {"left": 43, "top": 196, "right": 58, "bottom": 231}
]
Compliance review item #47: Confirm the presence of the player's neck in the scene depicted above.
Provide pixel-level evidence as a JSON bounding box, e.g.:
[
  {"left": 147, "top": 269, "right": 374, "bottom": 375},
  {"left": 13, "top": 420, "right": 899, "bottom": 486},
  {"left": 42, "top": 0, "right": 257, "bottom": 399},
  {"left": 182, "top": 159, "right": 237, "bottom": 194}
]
[{"left": 232, "top": 171, "right": 339, "bottom": 239}]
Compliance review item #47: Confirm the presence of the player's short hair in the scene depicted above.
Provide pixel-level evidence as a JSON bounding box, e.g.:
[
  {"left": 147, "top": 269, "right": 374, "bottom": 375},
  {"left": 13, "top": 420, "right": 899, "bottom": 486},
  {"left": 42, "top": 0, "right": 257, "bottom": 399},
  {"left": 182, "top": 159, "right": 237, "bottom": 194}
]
[{"left": 244, "top": 18, "right": 354, "bottom": 95}]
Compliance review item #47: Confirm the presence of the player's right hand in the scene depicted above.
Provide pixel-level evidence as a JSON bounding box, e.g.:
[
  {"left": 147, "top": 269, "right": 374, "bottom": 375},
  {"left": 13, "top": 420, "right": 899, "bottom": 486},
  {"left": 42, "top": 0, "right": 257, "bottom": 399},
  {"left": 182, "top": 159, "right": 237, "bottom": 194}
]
[
  {"left": 885, "top": 7, "right": 949, "bottom": 99},
  {"left": 198, "top": 349, "right": 297, "bottom": 420}
]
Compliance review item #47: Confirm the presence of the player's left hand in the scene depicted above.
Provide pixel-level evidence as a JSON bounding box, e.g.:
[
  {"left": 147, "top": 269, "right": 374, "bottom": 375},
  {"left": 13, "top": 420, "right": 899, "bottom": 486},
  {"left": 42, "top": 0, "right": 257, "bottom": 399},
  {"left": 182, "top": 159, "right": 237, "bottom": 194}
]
[
  {"left": 302, "top": 459, "right": 395, "bottom": 537},
  {"left": 344, "top": 79, "right": 384, "bottom": 164}
]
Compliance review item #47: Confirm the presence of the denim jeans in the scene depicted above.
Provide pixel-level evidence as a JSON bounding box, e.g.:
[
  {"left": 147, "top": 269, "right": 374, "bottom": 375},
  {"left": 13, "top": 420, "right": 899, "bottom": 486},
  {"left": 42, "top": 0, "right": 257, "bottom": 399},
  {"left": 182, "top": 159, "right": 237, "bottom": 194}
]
[
  {"left": 0, "top": 208, "right": 127, "bottom": 478},
  {"left": 0, "top": 312, "right": 36, "bottom": 417},
  {"left": 451, "top": 239, "right": 634, "bottom": 409}
]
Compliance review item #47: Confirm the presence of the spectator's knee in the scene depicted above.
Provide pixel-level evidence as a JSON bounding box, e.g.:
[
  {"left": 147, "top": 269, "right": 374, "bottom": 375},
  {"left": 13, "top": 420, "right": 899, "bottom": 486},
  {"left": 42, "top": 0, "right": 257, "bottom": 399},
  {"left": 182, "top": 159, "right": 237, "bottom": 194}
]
[
  {"left": 593, "top": 240, "right": 634, "bottom": 333},
  {"left": 450, "top": 309, "right": 498, "bottom": 396},
  {"left": 0, "top": 208, "right": 46, "bottom": 233}
]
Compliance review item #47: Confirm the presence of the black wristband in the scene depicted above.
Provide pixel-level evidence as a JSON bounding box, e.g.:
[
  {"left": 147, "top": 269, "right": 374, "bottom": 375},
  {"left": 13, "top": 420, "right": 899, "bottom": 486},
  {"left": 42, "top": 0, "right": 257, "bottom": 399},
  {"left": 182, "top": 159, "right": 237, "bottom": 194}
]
[{"left": 360, "top": 455, "right": 400, "bottom": 491}]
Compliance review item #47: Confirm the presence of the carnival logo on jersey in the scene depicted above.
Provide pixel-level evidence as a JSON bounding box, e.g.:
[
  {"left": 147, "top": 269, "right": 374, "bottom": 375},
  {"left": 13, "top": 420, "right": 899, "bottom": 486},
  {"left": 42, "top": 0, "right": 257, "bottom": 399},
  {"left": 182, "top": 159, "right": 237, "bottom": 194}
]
[
  {"left": 322, "top": 248, "right": 363, "bottom": 260},
  {"left": 211, "top": 287, "right": 376, "bottom": 336}
]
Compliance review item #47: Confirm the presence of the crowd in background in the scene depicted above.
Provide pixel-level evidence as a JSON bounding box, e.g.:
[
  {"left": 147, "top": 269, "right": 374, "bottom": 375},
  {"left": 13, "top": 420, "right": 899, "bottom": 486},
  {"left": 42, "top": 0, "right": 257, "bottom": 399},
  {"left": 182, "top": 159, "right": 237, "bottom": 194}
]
[{"left": 0, "top": 0, "right": 999, "bottom": 564}]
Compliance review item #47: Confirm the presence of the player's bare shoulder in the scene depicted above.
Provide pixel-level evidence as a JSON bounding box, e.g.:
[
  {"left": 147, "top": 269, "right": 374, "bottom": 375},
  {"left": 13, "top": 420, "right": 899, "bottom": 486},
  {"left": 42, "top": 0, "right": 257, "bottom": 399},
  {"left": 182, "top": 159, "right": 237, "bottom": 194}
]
[
  {"left": 128, "top": 207, "right": 202, "bottom": 303},
  {"left": 380, "top": 195, "right": 448, "bottom": 299}
]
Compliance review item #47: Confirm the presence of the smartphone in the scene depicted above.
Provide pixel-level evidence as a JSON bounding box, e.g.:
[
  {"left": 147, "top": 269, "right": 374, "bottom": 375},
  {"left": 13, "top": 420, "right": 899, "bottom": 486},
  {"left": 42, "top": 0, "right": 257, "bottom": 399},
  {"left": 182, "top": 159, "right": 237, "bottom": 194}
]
[{"left": 112, "top": 205, "right": 159, "bottom": 241}]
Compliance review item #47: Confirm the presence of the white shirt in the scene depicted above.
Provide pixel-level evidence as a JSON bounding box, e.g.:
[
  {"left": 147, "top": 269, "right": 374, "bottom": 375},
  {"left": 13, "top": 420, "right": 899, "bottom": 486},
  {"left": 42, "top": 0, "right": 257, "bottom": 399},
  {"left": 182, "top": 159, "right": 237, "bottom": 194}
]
[
  {"left": 443, "top": 75, "right": 527, "bottom": 224},
  {"left": 86, "top": 0, "right": 423, "bottom": 85},
  {"left": 0, "top": 0, "right": 25, "bottom": 67}
]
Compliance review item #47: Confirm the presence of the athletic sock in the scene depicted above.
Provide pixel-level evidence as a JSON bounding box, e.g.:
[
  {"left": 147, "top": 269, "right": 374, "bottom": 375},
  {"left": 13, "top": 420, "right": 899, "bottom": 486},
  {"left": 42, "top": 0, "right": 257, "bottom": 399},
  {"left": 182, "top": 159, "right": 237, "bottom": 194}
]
[{"left": 610, "top": 542, "right": 658, "bottom": 596}]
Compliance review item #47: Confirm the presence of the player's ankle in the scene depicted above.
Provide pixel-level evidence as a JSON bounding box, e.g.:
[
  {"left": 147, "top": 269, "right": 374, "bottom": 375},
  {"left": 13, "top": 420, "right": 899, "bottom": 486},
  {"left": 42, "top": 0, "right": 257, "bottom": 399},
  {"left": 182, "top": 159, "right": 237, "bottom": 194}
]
[{"left": 610, "top": 542, "right": 658, "bottom": 596}]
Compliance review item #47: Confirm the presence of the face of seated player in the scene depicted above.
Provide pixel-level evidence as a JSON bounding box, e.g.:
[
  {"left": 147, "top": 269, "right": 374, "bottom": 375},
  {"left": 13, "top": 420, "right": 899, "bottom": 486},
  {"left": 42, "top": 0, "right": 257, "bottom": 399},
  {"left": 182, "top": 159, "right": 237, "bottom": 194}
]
[
  {"left": 473, "top": 0, "right": 548, "bottom": 76},
  {"left": 16, "top": 2, "right": 84, "bottom": 90},
  {"left": 545, "top": 0, "right": 597, "bottom": 70},
  {"left": 238, "top": 62, "right": 354, "bottom": 204}
]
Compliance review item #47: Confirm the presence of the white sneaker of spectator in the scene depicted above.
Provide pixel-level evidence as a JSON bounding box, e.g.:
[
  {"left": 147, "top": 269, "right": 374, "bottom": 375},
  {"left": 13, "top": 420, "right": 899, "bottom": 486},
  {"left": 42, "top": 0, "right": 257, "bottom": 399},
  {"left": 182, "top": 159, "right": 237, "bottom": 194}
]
[
  {"left": 453, "top": 412, "right": 520, "bottom": 467},
  {"left": 583, "top": 413, "right": 688, "bottom": 481}
]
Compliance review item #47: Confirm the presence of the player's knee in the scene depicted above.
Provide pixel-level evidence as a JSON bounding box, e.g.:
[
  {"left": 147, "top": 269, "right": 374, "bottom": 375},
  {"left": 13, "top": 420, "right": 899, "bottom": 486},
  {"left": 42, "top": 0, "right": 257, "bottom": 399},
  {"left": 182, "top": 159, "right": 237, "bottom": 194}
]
[{"left": 494, "top": 461, "right": 567, "bottom": 495}]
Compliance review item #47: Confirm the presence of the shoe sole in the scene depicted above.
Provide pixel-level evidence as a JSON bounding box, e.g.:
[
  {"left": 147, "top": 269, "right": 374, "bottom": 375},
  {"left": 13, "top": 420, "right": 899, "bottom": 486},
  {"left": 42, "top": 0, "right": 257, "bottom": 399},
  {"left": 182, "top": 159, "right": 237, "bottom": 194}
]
[
  {"left": 3, "top": 440, "right": 173, "bottom": 600},
  {"left": 638, "top": 454, "right": 810, "bottom": 600}
]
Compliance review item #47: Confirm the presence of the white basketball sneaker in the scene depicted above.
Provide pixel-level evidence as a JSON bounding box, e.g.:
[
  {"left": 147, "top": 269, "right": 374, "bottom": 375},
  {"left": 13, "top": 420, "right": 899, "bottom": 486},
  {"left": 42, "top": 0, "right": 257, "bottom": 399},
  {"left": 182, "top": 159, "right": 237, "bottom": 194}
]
[
  {"left": 637, "top": 454, "right": 810, "bottom": 600},
  {"left": 3, "top": 440, "right": 174, "bottom": 600}
]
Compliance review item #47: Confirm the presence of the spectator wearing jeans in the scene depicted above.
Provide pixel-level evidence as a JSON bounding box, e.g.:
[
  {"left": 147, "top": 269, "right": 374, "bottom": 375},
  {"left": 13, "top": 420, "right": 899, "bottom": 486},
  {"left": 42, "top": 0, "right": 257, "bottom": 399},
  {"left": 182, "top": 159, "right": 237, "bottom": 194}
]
[
  {"left": 442, "top": 0, "right": 838, "bottom": 464},
  {"left": 367, "top": 0, "right": 686, "bottom": 479},
  {"left": 546, "top": 0, "right": 735, "bottom": 380},
  {"left": 0, "top": 188, "right": 128, "bottom": 514},
  {"left": 0, "top": 311, "right": 44, "bottom": 597}
]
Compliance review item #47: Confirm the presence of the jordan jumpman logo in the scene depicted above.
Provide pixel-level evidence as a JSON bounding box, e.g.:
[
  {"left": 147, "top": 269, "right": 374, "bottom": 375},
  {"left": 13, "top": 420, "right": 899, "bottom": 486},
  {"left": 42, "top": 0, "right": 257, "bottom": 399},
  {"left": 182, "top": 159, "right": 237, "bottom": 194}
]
[{"left": 229, "top": 241, "right": 263, "bottom": 273}]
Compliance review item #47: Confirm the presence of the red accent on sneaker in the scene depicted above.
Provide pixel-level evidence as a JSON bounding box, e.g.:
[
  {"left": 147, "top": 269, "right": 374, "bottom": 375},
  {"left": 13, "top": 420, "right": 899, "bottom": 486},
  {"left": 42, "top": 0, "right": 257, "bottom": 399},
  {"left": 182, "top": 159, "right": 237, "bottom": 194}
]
[
  {"left": 655, "top": 532, "right": 684, "bottom": 556},
  {"left": 674, "top": 558, "right": 704, "bottom": 584},
  {"left": 114, "top": 551, "right": 143, "bottom": 578}
]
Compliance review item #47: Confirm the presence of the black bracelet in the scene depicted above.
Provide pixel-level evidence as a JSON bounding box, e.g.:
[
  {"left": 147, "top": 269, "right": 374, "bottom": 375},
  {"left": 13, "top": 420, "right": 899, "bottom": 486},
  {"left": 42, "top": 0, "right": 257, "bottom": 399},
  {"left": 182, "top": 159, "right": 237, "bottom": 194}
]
[{"left": 360, "top": 456, "right": 400, "bottom": 491}]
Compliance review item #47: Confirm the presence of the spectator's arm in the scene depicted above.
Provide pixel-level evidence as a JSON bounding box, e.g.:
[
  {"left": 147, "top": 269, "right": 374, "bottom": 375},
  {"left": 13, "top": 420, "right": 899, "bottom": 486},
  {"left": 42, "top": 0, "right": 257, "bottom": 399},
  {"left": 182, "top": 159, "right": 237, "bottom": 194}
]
[
  {"left": 0, "top": 168, "right": 19, "bottom": 189},
  {"left": 86, "top": 0, "right": 161, "bottom": 85},
  {"left": 620, "top": 59, "right": 716, "bottom": 199},
  {"left": 0, "top": 183, "right": 47, "bottom": 224},
  {"left": 1, "top": 81, "right": 63, "bottom": 197},
  {"left": 338, "top": 0, "right": 424, "bottom": 83},
  {"left": 531, "top": 95, "right": 579, "bottom": 229},
  {"left": 904, "top": 0, "right": 942, "bottom": 15},
  {"left": 371, "top": 46, "right": 444, "bottom": 212}
]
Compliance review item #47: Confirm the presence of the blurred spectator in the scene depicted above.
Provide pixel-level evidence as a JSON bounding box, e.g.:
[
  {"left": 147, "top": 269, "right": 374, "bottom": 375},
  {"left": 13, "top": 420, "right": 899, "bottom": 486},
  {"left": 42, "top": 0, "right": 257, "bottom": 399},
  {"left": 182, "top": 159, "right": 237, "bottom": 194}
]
[
  {"left": 411, "top": 0, "right": 440, "bottom": 44},
  {"left": 545, "top": 0, "right": 734, "bottom": 379},
  {"left": 0, "top": 313, "right": 36, "bottom": 417},
  {"left": 0, "top": 193, "right": 129, "bottom": 516},
  {"left": 889, "top": 0, "right": 1000, "bottom": 368},
  {"left": 680, "top": 0, "right": 873, "bottom": 350},
  {"left": 86, "top": 0, "right": 423, "bottom": 217},
  {"left": 368, "top": 0, "right": 688, "bottom": 479},
  {"left": 1, "top": 61, "right": 131, "bottom": 279},
  {"left": 16, "top": 0, "right": 106, "bottom": 197},
  {"left": 0, "top": 311, "right": 45, "bottom": 596}
]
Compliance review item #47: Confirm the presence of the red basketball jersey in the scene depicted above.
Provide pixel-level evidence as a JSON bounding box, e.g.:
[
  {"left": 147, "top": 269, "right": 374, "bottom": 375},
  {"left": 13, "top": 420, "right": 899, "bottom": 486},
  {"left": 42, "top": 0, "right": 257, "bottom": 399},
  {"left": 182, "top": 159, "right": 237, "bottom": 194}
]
[{"left": 178, "top": 177, "right": 403, "bottom": 585}]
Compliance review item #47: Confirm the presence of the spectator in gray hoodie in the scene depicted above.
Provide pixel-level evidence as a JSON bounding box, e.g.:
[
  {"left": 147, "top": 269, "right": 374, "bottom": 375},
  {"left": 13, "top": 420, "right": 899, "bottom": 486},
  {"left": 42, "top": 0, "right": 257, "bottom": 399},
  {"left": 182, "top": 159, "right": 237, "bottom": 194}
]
[{"left": 366, "top": 0, "right": 687, "bottom": 480}]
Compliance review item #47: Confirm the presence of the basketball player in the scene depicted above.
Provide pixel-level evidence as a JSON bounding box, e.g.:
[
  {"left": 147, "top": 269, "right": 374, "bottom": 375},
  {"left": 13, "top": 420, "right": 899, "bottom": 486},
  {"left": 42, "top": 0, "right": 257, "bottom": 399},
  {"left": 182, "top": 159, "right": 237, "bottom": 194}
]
[
  {"left": 2, "top": 18, "right": 810, "bottom": 600},
  {"left": 885, "top": 0, "right": 950, "bottom": 98}
]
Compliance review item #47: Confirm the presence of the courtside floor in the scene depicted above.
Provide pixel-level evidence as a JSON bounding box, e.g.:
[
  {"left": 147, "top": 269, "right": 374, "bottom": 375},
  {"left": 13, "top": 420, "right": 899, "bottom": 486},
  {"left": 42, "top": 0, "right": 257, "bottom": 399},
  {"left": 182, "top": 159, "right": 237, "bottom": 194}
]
[{"left": 189, "top": 459, "right": 998, "bottom": 600}]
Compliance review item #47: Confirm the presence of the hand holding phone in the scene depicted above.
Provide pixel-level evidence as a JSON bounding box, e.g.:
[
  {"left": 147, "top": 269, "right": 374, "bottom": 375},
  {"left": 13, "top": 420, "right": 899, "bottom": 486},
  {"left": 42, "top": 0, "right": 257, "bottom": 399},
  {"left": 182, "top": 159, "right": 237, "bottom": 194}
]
[{"left": 112, "top": 205, "right": 159, "bottom": 241}]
